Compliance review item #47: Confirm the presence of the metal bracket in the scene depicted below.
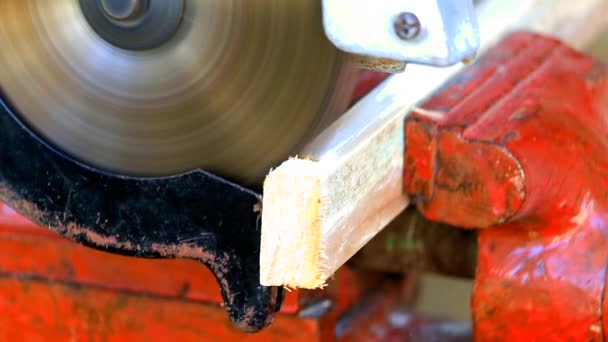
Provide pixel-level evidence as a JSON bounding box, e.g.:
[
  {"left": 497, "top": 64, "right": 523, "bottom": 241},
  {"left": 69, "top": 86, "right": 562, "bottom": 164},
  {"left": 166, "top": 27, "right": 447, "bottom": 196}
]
[{"left": 322, "top": 0, "right": 479, "bottom": 67}]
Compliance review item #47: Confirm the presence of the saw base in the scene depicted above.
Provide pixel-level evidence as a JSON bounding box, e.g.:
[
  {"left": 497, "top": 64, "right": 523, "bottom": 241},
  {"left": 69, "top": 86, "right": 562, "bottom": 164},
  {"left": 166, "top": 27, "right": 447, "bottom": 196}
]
[{"left": 0, "top": 95, "right": 280, "bottom": 332}]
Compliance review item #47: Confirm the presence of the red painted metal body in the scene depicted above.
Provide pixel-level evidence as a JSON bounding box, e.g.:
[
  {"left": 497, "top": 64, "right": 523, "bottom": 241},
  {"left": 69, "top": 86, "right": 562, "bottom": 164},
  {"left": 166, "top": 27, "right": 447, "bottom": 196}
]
[{"left": 404, "top": 31, "right": 608, "bottom": 340}]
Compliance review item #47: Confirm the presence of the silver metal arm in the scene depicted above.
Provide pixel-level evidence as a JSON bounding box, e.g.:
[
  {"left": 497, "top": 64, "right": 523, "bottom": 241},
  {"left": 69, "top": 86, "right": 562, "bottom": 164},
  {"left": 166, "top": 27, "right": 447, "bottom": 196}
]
[{"left": 322, "top": 0, "right": 480, "bottom": 69}]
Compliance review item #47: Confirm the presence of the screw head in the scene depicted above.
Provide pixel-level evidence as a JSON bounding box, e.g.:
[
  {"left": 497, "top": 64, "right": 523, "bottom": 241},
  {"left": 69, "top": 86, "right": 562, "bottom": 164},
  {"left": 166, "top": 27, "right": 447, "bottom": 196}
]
[{"left": 394, "top": 12, "right": 421, "bottom": 40}]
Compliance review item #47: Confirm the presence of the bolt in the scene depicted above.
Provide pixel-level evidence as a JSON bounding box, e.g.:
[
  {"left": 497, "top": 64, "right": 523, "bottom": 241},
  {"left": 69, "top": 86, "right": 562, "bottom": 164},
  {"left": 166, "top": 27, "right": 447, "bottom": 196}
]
[
  {"left": 394, "top": 12, "right": 421, "bottom": 40},
  {"left": 101, "top": 0, "right": 149, "bottom": 21}
]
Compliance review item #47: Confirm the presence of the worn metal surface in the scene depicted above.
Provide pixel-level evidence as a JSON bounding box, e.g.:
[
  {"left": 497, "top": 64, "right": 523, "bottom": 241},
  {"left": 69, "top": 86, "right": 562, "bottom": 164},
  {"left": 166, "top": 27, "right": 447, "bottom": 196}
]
[
  {"left": 0, "top": 210, "right": 386, "bottom": 340},
  {"left": 0, "top": 278, "right": 315, "bottom": 341},
  {"left": 349, "top": 55, "right": 406, "bottom": 74},
  {"left": 0, "top": 201, "right": 307, "bottom": 313},
  {"left": 350, "top": 208, "right": 477, "bottom": 278},
  {"left": 404, "top": 31, "right": 608, "bottom": 340},
  {"left": 0, "top": 95, "right": 281, "bottom": 331}
]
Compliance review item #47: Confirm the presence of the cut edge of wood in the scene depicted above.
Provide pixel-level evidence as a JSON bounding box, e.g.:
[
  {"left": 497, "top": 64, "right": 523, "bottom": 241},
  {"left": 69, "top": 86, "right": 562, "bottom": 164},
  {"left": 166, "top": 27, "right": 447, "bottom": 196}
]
[{"left": 260, "top": 158, "right": 327, "bottom": 288}]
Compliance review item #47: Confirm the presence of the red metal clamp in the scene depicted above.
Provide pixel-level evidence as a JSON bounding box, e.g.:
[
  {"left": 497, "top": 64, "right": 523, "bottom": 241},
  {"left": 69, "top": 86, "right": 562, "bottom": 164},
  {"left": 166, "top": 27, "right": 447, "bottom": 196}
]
[{"left": 404, "top": 31, "right": 608, "bottom": 340}]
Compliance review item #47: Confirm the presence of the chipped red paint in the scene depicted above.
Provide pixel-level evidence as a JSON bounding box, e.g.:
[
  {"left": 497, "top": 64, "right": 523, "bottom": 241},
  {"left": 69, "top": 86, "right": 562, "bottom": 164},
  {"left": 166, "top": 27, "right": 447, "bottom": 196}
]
[
  {"left": 404, "top": 31, "right": 608, "bottom": 340},
  {"left": 0, "top": 203, "right": 385, "bottom": 340},
  {"left": 0, "top": 200, "right": 302, "bottom": 313},
  {"left": 0, "top": 278, "right": 322, "bottom": 342}
]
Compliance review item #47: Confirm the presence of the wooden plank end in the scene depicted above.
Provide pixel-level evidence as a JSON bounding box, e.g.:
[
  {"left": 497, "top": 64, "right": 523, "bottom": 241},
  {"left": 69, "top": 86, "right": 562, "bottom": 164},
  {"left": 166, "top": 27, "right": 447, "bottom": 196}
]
[{"left": 260, "top": 158, "right": 327, "bottom": 289}]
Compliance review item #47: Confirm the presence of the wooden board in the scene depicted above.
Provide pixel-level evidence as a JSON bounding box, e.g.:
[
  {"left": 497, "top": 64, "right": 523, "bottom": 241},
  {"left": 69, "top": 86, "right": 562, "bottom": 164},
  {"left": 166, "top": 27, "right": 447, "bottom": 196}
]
[{"left": 260, "top": 0, "right": 608, "bottom": 289}]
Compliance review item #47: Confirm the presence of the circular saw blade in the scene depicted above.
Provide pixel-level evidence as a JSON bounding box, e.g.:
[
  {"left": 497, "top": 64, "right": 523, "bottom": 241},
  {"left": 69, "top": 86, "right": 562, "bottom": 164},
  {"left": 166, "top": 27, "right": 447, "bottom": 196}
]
[{"left": 0, "top": 0, "right": 357, "bottom": 185}]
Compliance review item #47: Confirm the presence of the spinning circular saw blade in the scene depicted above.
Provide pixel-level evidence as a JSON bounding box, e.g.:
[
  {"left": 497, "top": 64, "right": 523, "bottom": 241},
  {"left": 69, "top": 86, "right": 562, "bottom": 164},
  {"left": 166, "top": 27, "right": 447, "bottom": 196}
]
[{"left": 0, "top": 0, "right": 357, "bottom": 185}]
